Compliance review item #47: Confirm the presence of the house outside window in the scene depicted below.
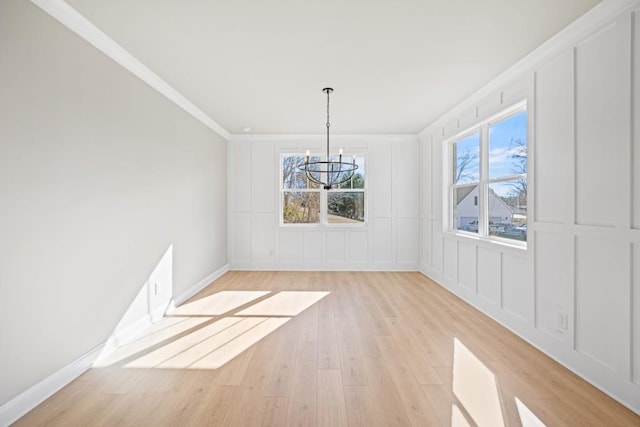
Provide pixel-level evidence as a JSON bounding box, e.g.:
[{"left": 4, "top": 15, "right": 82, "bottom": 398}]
[
  {"left": 448, "top": 102, "right": 527, "bottom": 244},
  {"left": 281, "top": 154, "right": 366, "bottom": 225}
]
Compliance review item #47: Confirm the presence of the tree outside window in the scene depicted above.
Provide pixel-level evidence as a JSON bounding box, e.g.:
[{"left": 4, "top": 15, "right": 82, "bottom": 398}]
[{"left": 281, "top": 154, "right": 366, "bottom": 225}]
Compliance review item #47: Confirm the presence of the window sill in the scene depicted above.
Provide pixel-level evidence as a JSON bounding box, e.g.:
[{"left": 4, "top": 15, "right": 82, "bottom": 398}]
[
  {"left": 280, "top": 223, "right": 368, "bottom": 229},
  {"left": 445, "top": 230, "right": 528, "bottom": 254}
]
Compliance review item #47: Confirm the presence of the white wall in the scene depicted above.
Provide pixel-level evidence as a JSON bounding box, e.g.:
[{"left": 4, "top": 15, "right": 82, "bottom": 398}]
[
  {"left": 0, "top": 0, "right": 227, "bottom": 409},
  {"left": 420, "top": 0, "right": 640, "bottom": 412},
  {"left": 228, "top": 135, "right": 419, "bottom": 270}
]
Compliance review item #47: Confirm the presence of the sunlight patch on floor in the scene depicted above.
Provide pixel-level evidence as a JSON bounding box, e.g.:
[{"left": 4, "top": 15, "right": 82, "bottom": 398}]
[
  {"left": 94, "top": 316, "right": 211, "bottom": 367},
  {"left": 100, "top": 290, "right": 330, "bottom": 371},
  {"left": 125, "top": 317, "right": 244, "bottom": 368},
  {"left": 516, "top": 397, "right": 547, "bottom": 427},
  {"left": 171, "top": 291, "right": 271, "bottom": 316},
  {"left": 452, "top": 338, "right": 548, "bottom": 427},
  {"left": 235, "top": 291, "right": 330, "bottom": 316},
  {"left": 453, "top": 338, "right": 505, "bottom": 427},
  {"left": 126, "top": 316, "right": 290, "bottom": 369},
  {"left": 189, "top": 317, "right": 290, "bottom": 369},
  {"left": 451, "top": 404, "right": 472, "bottom": 427},
  {"left": 153, "top": 317, "right": 265, "bottom": 369}
]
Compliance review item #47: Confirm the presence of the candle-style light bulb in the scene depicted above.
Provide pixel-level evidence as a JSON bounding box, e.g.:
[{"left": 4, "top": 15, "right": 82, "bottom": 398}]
[{"left": 305, "top": 150, "right": 310, "bottom": 162}]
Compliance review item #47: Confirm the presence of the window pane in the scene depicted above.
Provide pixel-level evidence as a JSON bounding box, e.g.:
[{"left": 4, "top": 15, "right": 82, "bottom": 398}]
[
  {"left": 489, "top": 111, "right": 527, "bottom": 180},
  {"left": 282, "top": 192, "right": 320, "bottom": 223},
  {"left": 453, "top": 133, "right": 480, "bottom": 184},
  {"left": 282, "top": 156, "right": 305, "bottom": 189},
  {"left": 282, "top": 155, "right": 322, "bottom": 189},
  {"left": 334, "top": 156, "right": 365, "bottom": 189},
  {"left": 488, "top": 180, "right": 527, "bottom": 241},
  {"left": 453, "top": 185, "right": 478, "bottom": 233},
  {"left": 327, "top": 192, "right": 365, "bottom": 223}
]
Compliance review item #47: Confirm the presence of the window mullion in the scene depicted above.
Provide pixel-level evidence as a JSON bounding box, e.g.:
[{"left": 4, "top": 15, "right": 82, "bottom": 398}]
[
  {"left": 479, "top": 124, "right": 489, "bottom": 237},
  {"left": 321, "top": 153, "right": 327, "bottom": 224},
  {"left": 321, "top": 189, "right": 327, "bottom": 224}
]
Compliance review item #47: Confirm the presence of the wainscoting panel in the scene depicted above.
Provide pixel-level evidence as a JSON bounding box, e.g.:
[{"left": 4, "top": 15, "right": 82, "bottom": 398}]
[
  {"left": 502, "top": 252, "right": 530, "bottom": 323},
  {"left": 397, "top": 218, "right": 419, "bottom": 264},
  {"left": 534, "top": 52, "right": 573, "bottom": 224},
  {"left": 279, "top": 230, "right": 300, "bottom": 264},
  {"left": 326, "top": 230, "right": 346, "bottom": 264},
  {"left": 574, "top": 20, "right": 629, "bottom": 228},
  {"left": 535, "top": 231, "right": 570, "bottom": 340},
  {"left": 302, "top": 230, "right": 324, "bottom": 264},
  {"left": 457, "top": 242, "right": 476, "bottom": 292},
  {"left": 443, "top": 238, "right": 458, "bottom": 283},
  {"left": 371, "top": 218, "right": 393, "bottom": 263},
  {"left": 477, "top": 246, "right": 501, "bottom": 306},
  {"left": 575, "top": 236, "right": 627, "bottom": 371}
]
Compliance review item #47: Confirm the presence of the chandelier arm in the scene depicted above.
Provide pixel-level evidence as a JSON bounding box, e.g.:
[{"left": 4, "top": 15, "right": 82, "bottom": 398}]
[{"left": 305, "top": 168, "right": 324, "bottom": 187}]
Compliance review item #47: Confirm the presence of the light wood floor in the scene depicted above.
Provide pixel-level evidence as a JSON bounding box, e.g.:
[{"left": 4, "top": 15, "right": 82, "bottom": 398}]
[{"left": 15, "top": 271, "right": 639, "bottom": 426}]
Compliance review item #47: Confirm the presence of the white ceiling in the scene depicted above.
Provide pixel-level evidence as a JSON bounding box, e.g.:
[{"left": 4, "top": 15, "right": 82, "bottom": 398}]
[{"left": 66, "top": 0, "right": 602, "bottom": 135}]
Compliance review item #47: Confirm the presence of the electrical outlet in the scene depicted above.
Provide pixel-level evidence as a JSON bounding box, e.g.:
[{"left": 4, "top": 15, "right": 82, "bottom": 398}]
[{"left": 558, "top": 313, "right": 568, "bottom": 331}]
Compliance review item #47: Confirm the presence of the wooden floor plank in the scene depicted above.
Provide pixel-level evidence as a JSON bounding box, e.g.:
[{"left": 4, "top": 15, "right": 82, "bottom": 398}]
[
  {"left": 376, "top": 336, "right": 441, "bottom": 426},
  {"left": 317, "top": 370, "right": 349, "bottom": 427},
  {"left": 343, "top": 385, "right": 379, "bottom": 427}
]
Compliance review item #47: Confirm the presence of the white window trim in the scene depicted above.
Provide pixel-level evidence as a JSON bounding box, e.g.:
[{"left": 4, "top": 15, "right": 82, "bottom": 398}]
[
  {"left": 280, "top": 152, "right": 367, "bottom": 227},
  {"left": 444, "top": 101, "right": 528, "bottom": 248}
]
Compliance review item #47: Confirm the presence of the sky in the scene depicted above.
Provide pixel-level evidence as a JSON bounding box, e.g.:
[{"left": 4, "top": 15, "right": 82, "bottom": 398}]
[{"left": 455, "top": 110, "right": 527, "bottom": 200}]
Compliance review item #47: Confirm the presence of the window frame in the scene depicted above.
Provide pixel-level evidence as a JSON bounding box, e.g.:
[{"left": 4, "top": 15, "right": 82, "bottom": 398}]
[
  {"left": 445, "top": 101, "right": 528, "bottom": 248},
  {"left": 280, "top": 152, "right": 367, "bottom": 227}
]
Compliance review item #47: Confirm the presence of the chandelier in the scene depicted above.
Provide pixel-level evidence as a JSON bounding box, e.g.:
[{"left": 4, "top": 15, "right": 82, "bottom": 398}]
[{"left": 298, "top": 88, "right": 358, "bottom": 190}]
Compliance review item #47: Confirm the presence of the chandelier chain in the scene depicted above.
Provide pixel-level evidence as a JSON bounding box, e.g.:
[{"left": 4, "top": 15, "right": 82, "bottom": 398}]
[{"left": 326, "top": 88, "right": 330, "bottom": 160}]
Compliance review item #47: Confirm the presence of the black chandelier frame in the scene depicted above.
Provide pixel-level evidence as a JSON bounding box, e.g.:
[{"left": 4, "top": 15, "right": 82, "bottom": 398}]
[{"left": 297, "top": 88, "right": 358, "bottom": 190}]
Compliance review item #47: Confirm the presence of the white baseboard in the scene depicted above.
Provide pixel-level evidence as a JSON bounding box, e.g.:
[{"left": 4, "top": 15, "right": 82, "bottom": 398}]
[
  {"left": 0, "top": 343, "right": 104, "bottom": 427},
  {"left": 228, "top": 262, "right": 419, "bottom": 272},
  {"left": 171, "top": 264, "right": 230, "bottom": 308},
  {"left": 99, "top": 314, "right": 153, "bottom": 359},
  {"left": 0, "top": 264, "right": 229, "bottom": 426}
]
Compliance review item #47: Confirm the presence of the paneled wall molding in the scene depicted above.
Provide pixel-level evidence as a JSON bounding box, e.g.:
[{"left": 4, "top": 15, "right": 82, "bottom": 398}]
[
  {"left": 420, "top": 0, "right": 640, "bottom": 415},
  {"left": 228, "top": 135, "right": 420, "bottom": 270}
]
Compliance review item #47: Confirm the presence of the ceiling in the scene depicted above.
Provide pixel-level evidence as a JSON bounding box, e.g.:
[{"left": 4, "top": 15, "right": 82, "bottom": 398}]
[{"left": 66, "top": 0, "right": 602, "bottom": 135}]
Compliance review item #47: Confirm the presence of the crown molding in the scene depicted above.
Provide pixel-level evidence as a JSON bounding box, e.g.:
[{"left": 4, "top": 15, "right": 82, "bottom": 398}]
[
  {"left": 30, "top": 0, "right": 230, "bottom": 140},
  {"left": 228, "top": 134, "right": 418, "bottom": 143}
]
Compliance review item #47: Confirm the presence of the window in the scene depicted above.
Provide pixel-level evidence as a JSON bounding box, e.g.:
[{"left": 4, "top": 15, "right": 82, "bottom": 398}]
[
  {"left": 449, "top": 103, "right": 527, "bottom": 244},
  {"left": 281, "top": 154, "right": 366, "bottom": 225}
]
